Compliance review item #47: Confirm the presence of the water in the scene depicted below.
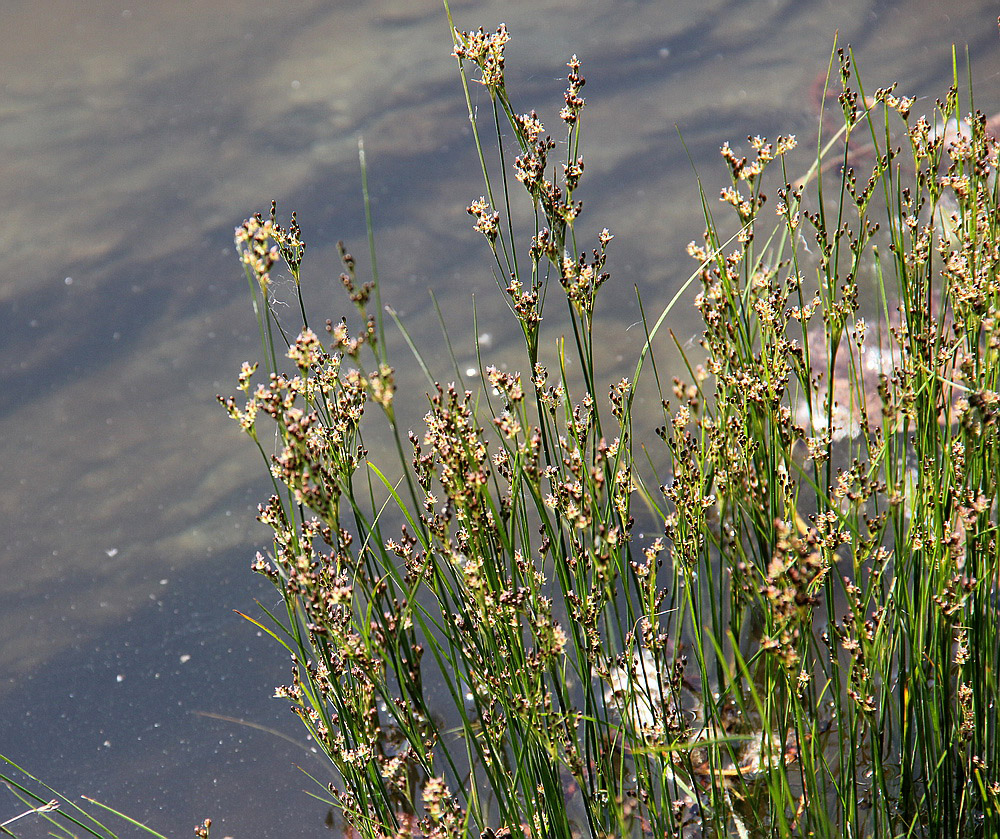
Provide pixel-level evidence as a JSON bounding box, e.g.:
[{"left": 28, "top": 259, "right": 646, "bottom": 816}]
[{"left": 1, "top": 0, "right": 998, "bottom": 836}]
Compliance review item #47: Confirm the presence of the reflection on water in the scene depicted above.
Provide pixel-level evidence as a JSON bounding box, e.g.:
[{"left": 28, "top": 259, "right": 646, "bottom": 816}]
[{"left": 1, "top": 0, "right": 997, "bottom": 835}]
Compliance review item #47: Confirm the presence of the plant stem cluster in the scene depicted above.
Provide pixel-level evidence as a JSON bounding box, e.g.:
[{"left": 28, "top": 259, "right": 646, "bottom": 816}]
[{"left": 222, "top": 23, "right": 999, "bottom": 839}]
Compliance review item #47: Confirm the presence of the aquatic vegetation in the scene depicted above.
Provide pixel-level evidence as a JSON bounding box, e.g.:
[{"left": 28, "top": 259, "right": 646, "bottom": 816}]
[
  {"left": 4, "top": 14, "right": 997, "bottom": 839},
  {"left": 0, "top": 754, "right": 179, "bottom": 839},
  {"left": 220, "top": 13, "right": 1000, "bottom": 839}
]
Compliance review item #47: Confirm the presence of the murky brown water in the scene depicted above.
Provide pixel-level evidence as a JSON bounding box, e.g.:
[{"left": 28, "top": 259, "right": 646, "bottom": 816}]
[{"left": 2, "top": 0, "right": 997, "bottom": 836}]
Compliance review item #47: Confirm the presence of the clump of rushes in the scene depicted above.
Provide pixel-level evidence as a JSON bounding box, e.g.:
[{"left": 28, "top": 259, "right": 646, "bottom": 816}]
[{"left": 224, "top": 7, "right": 998, "bottom": 837}]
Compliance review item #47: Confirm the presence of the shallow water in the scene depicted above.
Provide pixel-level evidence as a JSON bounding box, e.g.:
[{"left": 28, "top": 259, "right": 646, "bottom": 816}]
[{"left": 1, "top": 0, "right": 998, "bottom": 836}]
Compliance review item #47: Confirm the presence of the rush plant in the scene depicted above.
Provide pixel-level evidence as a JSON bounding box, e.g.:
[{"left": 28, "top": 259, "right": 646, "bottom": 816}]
[{"left": 221, "top": 9, "right": 999, "bottom": 839}]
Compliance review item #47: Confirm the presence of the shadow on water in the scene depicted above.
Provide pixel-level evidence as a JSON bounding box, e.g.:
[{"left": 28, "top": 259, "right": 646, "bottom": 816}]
[{"left": 1, "top": 547, "right": 332, "bottom": 838}]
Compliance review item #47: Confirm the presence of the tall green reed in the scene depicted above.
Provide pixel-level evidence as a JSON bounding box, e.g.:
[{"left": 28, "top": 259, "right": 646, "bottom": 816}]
[
  {"left": 0, "top": 754, "right": 194, "bottom": 839},
  {"left": 222, "top": 12, "right": 999, "bottom": 839}
]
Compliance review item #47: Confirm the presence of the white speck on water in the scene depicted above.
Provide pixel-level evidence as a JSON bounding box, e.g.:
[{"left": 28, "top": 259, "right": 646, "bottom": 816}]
[
  {"left": 105, "top": 548, "right": 118, "bottom": 557},
  {"left": 179, "top": 654, "right": 191, "bottom": 664},
  {"left": 116, "top": 674, "right": 124, "bottom": 683},
  {"left": 465, "top": 367, "right": 476, "bottom": 377},
  {"left": 64, "top": 276, "right": 73, "bottom": 285}
]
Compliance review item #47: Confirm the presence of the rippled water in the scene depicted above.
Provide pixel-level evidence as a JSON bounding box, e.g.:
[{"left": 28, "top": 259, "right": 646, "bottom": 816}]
[{"left": 2, "top": 1, "right": 997, "bottom": 836}]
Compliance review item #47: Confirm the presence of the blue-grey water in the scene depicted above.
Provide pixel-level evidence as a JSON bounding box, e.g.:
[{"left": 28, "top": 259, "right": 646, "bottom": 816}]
[{"left": 2, "top": 1, "right": 998, "bottom": 836}]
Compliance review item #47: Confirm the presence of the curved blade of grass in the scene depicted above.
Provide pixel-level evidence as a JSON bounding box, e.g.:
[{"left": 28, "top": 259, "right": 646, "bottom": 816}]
[
  {"left": 234, "top": 607, "right": 298, "bottom": 657},
  {"left": 2, "top": 755, "right": 163, "bottom": 839},
  {"left": 80, "top": 799, "right": 171, "bottom": 839}
]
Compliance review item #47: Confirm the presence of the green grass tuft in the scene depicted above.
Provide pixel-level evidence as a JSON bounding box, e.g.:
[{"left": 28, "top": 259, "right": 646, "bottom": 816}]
[{"left": 216, "top": 18, "right": 1000, "bottom": 839}]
